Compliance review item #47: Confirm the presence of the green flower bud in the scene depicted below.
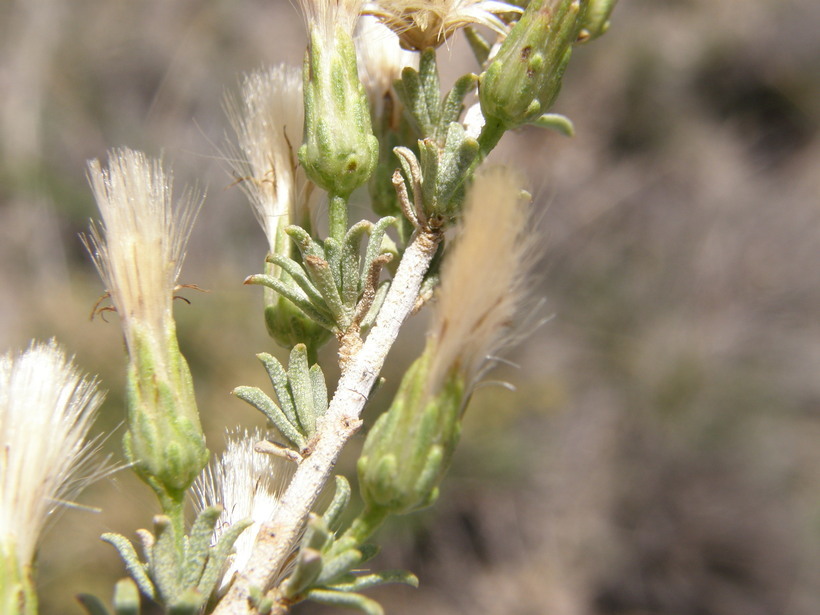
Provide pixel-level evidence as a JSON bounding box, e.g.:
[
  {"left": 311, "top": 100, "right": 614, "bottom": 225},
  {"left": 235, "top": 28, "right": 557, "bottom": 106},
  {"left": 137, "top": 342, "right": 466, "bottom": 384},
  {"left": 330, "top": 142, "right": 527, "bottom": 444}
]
[
  {"left": 123, "top": 324, "right": 208, "bottom": 502},
  {"left": 358, "top": 347, "right": 465, "bottom": 516},
  {"left": 299, "top": 26, "right": 379, "bottom": 198},
  {"left": 480, "top": 0, "right": 587, "bottom": 129}
]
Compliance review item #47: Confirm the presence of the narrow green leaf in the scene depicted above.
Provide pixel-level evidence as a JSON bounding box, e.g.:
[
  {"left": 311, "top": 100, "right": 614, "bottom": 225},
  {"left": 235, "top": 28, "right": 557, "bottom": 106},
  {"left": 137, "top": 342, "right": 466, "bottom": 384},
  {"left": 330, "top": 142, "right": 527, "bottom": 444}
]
[
  {"left": 360, "top": 281, "right": 389, "bottom": 331},
  {"left": 309, "top": 364, "right": 329, "bottom": 423},
  {"left": 329, "top": 570, "right": 419, "bottom": 592},
  {"left": 233, "top": 386, "right": 306, "bottom": 450},
  {"left": 245, "top": 274, "right": 336, "bottom": 330},
  {"left": 150, "top": 516, "right": 181, "bottom": 601},
  {"left": 182, "top": 507, "right": 221, "bottom": 587},
  {"left": 531, "top": 112, "right": 575, "bottom": 137},
  {"left": 362, "top": 217, "right": 396, "bottom": 291},
  {"left": 303, "top": 254, "right": 347, "bottom": 326},
  {"left": 113, "top": 578, "right": 141, "bottom": 615},
  {"left": 464, "top": 26, "right": 491, "bottom": 65},
  {"left": 76, "top": 594, "right": 111, "bottom": 615},
  {"left": 306, "top": 589, "right": 384, "bottom": 615},
  {"left": 418, "top": 139, "right": 439, "bottom": 214},
  {"left": 282, "top": 548, "right": 323, "bottom": 598},
  {"left": 256, "top": 353, "right": 297, "bottom": 426},
  {"left": 196, "top": 519, "right": 252, "bottom": 598},
  {"left": 440, "top": 73, "right": 478, "bottom": 129},
  {"left": 341, "top": 221, "right": 372, "bottom": 307},
  {"left": 288, "top": 344, "right": 317, "bottom": 437},
  {"left": 285, "top": 225, "right": 326, "bottom": 260},
  {"left": 396, "top": 66, "right": 430, "bottom": 136},
  {"left": 265, "top": 253, "right": 326, "bottom": 307},
  {"left": 323, "top": 237, "right": 343, "bottom": 289},
  {"left": 101, "top": 533, "right": 156, "bottom": 600},
  {"left": 419, "top": 49, "right": 441, "bottom": 133},
  {"left": 323, "top": 475, "right": 351, "bottom": 532},
  {"left": 316, "top": 549, "right": 362, "bottom": 585}
]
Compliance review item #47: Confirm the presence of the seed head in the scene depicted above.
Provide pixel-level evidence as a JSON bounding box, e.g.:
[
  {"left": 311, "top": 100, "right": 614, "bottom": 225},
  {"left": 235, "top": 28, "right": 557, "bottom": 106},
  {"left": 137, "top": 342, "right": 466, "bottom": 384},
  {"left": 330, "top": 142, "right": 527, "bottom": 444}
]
[
  {"left": 0, "top": 340, "right": 104, "bottom": 566},
  {"left": 192, "top": 428, "right": 291, "bottom": 590},
  {"left": 363, "top": 0, "right": 522, "bottom": 50}
]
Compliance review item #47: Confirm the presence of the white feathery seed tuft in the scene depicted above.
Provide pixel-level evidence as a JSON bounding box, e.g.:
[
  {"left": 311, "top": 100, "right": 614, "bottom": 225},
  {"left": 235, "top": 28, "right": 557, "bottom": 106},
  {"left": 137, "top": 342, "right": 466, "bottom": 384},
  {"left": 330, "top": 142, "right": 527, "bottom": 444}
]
[
  {"left": 226, "top": 65, "right": 315, "bottom": 252},
  {"left": 363, "top": 0, "right": 521, "bottom": 50},
  {"left": 192, "top": 428, "right": 291, "bottom": 591},
  {"left": 428, "top": 166, "right": 536, "bottom": 391},
  {"left": 83, "top": 148, "right": 201, "bottom": 357},
  {"left": 356, "top": 16, "right": 419, "bottom": 120},
  {"left": 298, "top": 0, "right": 366, "bottom": 39},
  {"left": 0, "top": 340, "right": 105, "bottom": 565}
]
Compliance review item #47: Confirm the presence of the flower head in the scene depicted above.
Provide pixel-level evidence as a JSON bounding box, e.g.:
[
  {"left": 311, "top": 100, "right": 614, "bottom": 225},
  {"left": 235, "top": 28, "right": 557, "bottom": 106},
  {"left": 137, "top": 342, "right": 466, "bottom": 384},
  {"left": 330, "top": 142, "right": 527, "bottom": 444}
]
[
  {"left": 192, "top": 428, "right": 291, "bottom": 591},
  {"left": 428, "top": 165, "right": 535, "bottom": 391},
  {"left": 0, "top": 340, "right": 104, "bottom": 566},
  {"left": 84, "top": 148, "right": 201, "bottom": 361},
  {"left": 363, "top": 0, "right": 522, "bottom": 50},
  {"left": 358, "top": 167, "right": 537, "bottom": 516},
  {"left": 84, "top": 148, "right": 207, "bottom": 500},
  {"left": 355, "top": 16, "right": 419, "bottom": 121},
  {"left": 299, "top": 0, "right": 365, "bottom": 41},
  {"left": 226, "top": 65, "right": 316, "bottom": 253}
]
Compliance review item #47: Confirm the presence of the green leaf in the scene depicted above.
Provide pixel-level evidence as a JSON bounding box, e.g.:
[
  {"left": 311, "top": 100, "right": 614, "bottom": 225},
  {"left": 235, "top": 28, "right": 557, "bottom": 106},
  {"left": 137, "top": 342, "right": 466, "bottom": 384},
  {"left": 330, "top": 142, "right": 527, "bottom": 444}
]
[
  {"left": 309, "top": 364, "right": 329, "bottom": 424},
  {"left": 77, "top": 594, "right": 111, "bottom": 615},
  {"left": 265, "top": 253, "right": 326, "bottom": 308},
  {"left": 329, "top": 570, "right": 419, "bottom": 592},
  {"left": 233, "top": 386, "right": 306, "bottom": 450},
  {"left": 196, "top": 518, "right": 252, "bottom": 598},
  {"left": 323, "top": 475, "right": 352, "bottom": 532},
  {"left": 288, "top": 344, "right": 318, "bottom": 437},
  {"left": 316, "top": 549, "right": 363, "bottom": 586},
  {"left": 341, "top": 221, "right": 372, "bottom": 306},
  {"left": 101, "top": 533, "right": 156, "bottom": 600},
  {"left": 245, "top": 273, "right": 336, "bottom": 330},
  {"left": 362, "top": 217, "right": 396, "bottom": 291},
  {"left": 306, "top": 589, "right": 384, "bottom": 615},
  {"left": 257, "top": 353, "right": 298, "bottom": 426},
  {"left": 282, "top": 548, "right": 323, "bottom": 598},
  {"left": 285, "top": 225, "right": 326, "bottom": 260},
  {"left": 530, "top": 112, "right": 575, "bottom": 136},
  {"left": 150, "top": 516, "right": 181, "bottom": 601},
  {"left": 113, "top": 578, "right": 141, "bottom": 615},
  {"left": 182, "top": 506, "right": 221, "bottom": 587},
  {"left": 303, "top": 254, "right": 347, "bottom": 326},
  {"left": 464, "top": 26, "right": 491, "bottom": 65},
  {"left": 440, "top": 73, "right": 478, "bottom": 128}
]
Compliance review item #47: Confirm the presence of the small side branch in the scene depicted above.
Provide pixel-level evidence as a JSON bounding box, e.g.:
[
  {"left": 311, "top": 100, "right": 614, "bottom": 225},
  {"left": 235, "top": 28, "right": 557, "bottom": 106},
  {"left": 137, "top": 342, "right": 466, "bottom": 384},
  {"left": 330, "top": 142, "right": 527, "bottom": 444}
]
[{"left": 213, "top": 226, "right": 442, "bottom": 615}]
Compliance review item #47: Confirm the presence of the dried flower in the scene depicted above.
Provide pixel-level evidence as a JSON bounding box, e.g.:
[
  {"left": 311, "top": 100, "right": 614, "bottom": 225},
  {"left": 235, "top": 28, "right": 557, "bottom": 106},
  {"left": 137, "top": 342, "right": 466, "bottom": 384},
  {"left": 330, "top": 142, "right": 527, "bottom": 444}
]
[
  {"left": 226, "top": 65, "right": 315, "bottom": 252},
  {"left": 355, "top": 16, "right": 419, "bottom": 122},
  {"left": 358, "top": 167, "right": 536, "bottom": 517},
  {"left": 226, "top": 67, "right": 330, "bottom": 350},
  {"left": 84, "top": 148, "right": 207, "bottom": 503},
  {"left": 0, "top": 340, "right": 104, "bottom": 614},
  {"left": 363, "top": 0, "right": 522, "bottom": 50},
  {"left": 193, "top": 428, "right": 291, "bottom": 591}
]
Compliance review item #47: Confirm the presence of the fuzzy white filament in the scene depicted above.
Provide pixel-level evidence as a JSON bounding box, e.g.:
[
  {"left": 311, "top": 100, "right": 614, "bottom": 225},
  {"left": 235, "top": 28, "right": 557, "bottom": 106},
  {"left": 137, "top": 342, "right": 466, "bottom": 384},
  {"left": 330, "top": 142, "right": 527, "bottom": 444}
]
[
  {"left": 298, "top": 0, "right": 365, "bottom": 39},
  {"left": 0, "top": 340, "right": 104, "bottom": 565},
  {"left": 429, "top": 166, "right": 535, "bottom": 390},
  {"left": 193, "top": 428, "right": 291, "bottom": 590},
  {"left": 363, "top": 0, "right": 521, "bottom": 49},
  {"left": 226, "top": 66, "right": 314, "bottom": 253},
  {"left": 83, "top": 148, "right": 201, "bottom": 357},
  {"left": 356, "top": 16, "right": 419, "bottom": 120}
]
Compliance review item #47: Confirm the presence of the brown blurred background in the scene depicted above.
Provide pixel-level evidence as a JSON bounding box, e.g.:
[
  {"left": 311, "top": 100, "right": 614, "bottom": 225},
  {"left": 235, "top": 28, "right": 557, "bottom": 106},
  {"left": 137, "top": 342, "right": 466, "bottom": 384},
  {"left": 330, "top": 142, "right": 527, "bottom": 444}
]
[{"left": 1, "top": 0, "right": 818, "bottom": 614}]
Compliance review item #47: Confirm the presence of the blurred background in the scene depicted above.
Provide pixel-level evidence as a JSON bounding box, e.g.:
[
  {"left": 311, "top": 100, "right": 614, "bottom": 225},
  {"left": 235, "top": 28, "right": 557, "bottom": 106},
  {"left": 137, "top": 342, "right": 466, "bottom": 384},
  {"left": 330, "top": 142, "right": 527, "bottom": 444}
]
[{"left": 1, "top": 0, "right": 818, "bottom": 613}]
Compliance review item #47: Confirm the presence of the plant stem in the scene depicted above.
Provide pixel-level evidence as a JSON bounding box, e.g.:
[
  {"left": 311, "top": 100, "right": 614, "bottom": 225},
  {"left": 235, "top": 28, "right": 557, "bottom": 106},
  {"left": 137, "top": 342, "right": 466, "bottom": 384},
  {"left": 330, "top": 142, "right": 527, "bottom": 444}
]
[
  {"left": 213, "top": 225, "right": 442, "bottom": 615},
  {"left": 328, "top": 193, "right": 348, "bottom": 244}
]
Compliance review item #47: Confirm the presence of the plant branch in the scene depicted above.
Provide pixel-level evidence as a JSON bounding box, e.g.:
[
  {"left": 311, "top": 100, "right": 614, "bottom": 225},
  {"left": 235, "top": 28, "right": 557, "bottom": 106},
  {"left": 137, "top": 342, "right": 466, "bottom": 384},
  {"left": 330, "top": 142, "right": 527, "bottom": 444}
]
[{"left": 213, "top": 225, "right": 442, "bottom": 615}]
